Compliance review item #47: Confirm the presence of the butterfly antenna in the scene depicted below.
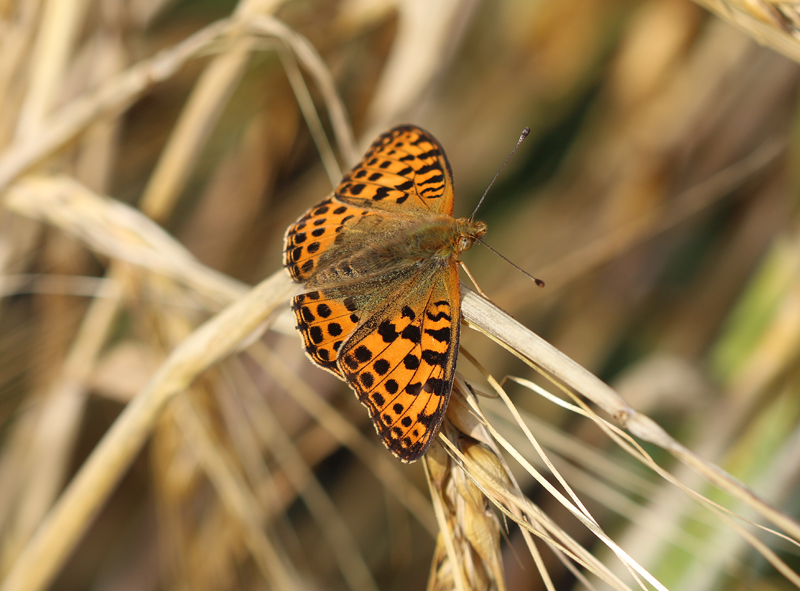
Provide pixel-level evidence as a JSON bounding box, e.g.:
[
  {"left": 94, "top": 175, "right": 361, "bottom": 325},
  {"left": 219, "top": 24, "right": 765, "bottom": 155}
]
[
  {"left": 476, "top": 237, "right": 545, "bottom": 287},
  {"left": 469, "top": 127, "right": 530, "bottom": 222}
]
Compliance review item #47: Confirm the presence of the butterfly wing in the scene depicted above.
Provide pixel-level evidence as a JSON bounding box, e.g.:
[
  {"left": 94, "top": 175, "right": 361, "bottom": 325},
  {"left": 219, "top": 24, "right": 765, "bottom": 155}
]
[
  {"left": 288, "top": 260, "right": 421, "bottom": 381},
  {"left": 284, "top": 125, "right": 454, "bottom": 283},
  {"left": 289, "top": 263, "right": 460, "bottom": 462},
  {"left": 336, "top": 125, "right": 455, "bottom": 217},
  {"left": 284, "top": 196, "right": 374, "bottom": 283},
  {"left": 284, "top": 124, "right": 463, "bottom": 462},
  {"left": 336, "top": 265, "right": 460, "bottom": 462},
  {"left": 290, "top": 289, "right": 361, "bottom": 377}
]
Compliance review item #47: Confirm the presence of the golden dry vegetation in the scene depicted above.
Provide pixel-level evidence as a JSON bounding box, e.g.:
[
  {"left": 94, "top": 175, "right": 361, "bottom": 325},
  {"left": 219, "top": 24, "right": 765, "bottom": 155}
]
[{"left": 1, "top": 0, "right": 800, "bottom": 590}]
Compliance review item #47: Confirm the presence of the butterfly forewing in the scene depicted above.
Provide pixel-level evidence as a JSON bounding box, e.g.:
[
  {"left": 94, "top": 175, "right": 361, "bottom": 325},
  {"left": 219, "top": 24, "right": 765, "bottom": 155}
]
[
  {"left": 284, "top": 197, "right": 375, "bottom": 283},
  {"left": 336, "top": 126, "right": 455, "bottom": 216}
]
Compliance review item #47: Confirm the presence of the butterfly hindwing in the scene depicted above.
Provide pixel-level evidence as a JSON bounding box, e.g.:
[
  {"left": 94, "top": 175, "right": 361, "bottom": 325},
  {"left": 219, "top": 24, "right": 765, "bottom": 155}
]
[
  {"left": 336, "top": 125, "right": 455, "bottom": 217},
  {"left": 291, "top": 289, "right": 362, "bottom": 377},
  {"left": 337, "top": 267, "right": 460, "bottom": 462}
]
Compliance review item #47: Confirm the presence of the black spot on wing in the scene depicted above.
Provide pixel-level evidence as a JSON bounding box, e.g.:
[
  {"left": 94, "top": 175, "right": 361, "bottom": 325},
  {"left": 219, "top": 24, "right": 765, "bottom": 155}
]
[
  {"left": 374, "top": 359, "right": 390, "bottom": 375},
  {"left": 417, "top": 163, "right": 438, "bottom": 175},
  {"left": 360, "top": 372, "right": 374, "bottom": 388},
  {"left": 423, "top": 378, "right": 445, "bottom": 395},
  {"left": 378, "top": 321, "right": 399, "bottom": 343},
  {"left": 401, "top": 325, "right": 422, "bottom": 344},
  {"left": 401, "top": 306, "right": 416, "bottom": 320},
  {"left": 425, "top": 327, "right": 451, "bottom": 343},
  {"left": 373, "top": 186, "right": 390, "bottom": 200},
  {"left": 421, "top": 350, "right": 446, "bottom": 366},
  {"left": 426, "top": 310, "right": 450, "bottom": 322},
  {"left": 405, "top": 382, "right": 422, "bottom": 396},
  {"left": 417, "top": 149, "right": 440, "bottom": 160},
  {"left": 354, "top": 345, "right": 373, "bottom": 363},
  {"left": 403, "top": 354, "right": 419, "bottom": 370}
]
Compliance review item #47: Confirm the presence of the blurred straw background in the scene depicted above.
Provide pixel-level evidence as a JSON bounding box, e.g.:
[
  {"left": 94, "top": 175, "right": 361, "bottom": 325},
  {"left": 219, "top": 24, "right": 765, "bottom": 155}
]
[{"left": 2, "top": 0, "right": 800, "bottom": 589}]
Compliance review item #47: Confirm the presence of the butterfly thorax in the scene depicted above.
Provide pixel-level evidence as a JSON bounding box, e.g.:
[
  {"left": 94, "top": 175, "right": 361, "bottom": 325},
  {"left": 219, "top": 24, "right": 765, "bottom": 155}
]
[
  {"left": 298, "top": 213, "right": 484, "bottom": 288},
  {"left": 366, "top": 215, "right": 486, "bottom": 270}
]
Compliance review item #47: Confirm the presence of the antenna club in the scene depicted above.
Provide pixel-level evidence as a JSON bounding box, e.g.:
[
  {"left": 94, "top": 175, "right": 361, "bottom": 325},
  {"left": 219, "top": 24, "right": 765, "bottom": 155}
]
[
  {"left": 474, "top": 238, "right": 544, "bottom": 287},
  {"left": 520, "top": 127, "right": 530, "bottom": 140}
]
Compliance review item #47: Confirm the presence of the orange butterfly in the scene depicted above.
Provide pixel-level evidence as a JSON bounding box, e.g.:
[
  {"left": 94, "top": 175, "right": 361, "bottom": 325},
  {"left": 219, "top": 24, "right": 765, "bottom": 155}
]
[{"left": 283, "top": 125, "right": 485, "bottom": 462}]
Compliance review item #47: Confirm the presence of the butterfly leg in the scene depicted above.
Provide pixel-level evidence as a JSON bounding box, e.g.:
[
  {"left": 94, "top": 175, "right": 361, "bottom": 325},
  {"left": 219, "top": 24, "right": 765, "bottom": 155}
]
[{"left": 458, "top": 260, "right": 490, "bottom": 300}]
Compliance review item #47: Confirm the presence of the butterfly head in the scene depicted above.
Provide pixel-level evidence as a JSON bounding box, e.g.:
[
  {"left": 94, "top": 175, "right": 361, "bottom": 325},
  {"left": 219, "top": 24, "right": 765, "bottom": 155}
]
[{"left": 455, "top": 218, "right": 487, "bottom": 254}]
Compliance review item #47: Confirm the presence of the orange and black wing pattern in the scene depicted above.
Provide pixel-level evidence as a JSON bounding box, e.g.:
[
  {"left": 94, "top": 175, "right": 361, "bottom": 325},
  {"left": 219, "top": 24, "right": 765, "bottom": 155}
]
[
  {"left": 283, "top": 125, "right": 464, "bottom": 462},
  {"left": 335, "top": 125, "right": 455, "bottom": 216}
]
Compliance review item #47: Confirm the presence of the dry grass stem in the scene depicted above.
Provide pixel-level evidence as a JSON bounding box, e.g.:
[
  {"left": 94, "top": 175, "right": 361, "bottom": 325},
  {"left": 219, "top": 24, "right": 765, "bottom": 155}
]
[
  {"left": 247, "top": 15, "right": 358, "bottom": 164},
  {"left": 694, "top": 0, "right": 800, "bottom": 62},
  {"left": 461, "top": 289, "right": 800, "bottom": 580},
  {"left": 169, "top": 393, "right": 302, "bottom": 589},
  {"left": 0, "top": 17, "right": 234, "bottom": 193},
  {"left": 2, "top": 2, "right": 800, "bottom": 589},
  {"left": 0, "top": 269, "right": 295, "bottom": 591},
  {"left": 135, "top": 0, "right": 292, "bottom": 221},
  {"left": 4, "top": 176, "right": 248, "bottom": 305},
  {"left": 247, "top": 342, "right": 438, "bottom": 532},
  {"left": 530, "top": 136, "right": 786, "bottom": 296},
  {"left": 217, "top": 362, "right": 380, "bottom": 591}
]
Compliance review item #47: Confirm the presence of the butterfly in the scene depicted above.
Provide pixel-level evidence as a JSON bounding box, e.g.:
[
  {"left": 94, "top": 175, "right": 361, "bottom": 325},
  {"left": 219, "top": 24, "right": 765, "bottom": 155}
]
[{"left": 283, "top": 125, "right": 486, "bottom": 463}]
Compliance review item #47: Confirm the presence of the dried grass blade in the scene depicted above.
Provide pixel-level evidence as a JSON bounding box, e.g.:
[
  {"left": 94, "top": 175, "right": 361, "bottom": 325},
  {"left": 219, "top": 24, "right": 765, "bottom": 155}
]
[{"left": 0, "top": 269, "right": 296, "bottom": 591}]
